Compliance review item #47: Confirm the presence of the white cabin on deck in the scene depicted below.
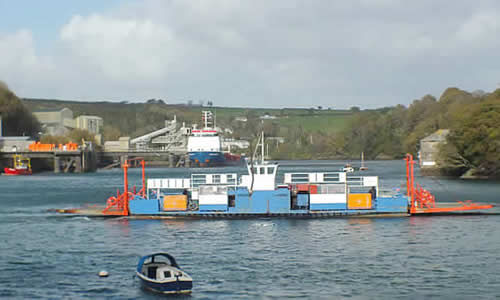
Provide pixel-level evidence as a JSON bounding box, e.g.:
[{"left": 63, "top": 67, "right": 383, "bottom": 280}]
[{"left": 240, "top": 161, "right": 279, "bottom": 191}]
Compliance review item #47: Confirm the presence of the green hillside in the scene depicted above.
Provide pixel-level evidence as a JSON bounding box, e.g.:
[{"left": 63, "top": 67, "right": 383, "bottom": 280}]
[
  {"left": 22, "top": 98, "right": 354, "bottom": 142},
  {"left": 15, "top": 86, "right": 500, "bottom": 177},
  {"left": 277, "top": 112, "right": 352, "bottom": 133}
]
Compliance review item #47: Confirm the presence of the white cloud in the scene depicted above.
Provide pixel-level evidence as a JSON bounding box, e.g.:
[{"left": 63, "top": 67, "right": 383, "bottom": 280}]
[
  {"left": 2, "top": 0, "right": 500, "bottom": 107},
  {"left": 0, "top": 30, "right": 54, "bottom": 94},
  {"left": 0, "top": 30, "right": 38, "bottom": 71},
  {"left": 456, "top": 11, "right": 500, "bottom": 44},
  {"left": 60, "top": 14, "right": 175, "bottom": 81}
]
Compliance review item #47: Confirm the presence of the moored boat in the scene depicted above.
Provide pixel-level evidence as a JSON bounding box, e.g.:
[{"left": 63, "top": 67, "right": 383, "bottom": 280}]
[
  {"left": 136, "top": 253, "right": 193, "bottom": 294},
  {"left": 342, "top": 163, "right": 354, "bottom": 173},
  {"left": 3, "top": 154, "right": 32, "bottom": 176},
  {"left": 188, "top": 111, "right": 243, "bottom": 167}
]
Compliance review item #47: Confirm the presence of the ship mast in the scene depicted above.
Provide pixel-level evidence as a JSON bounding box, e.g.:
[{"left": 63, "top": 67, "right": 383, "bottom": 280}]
[
  {"left": 202, "top": 111, "right": 213, "bottom": 129},
  {"left": 261, "top": 131, "right": 265, "bottom": 164}
]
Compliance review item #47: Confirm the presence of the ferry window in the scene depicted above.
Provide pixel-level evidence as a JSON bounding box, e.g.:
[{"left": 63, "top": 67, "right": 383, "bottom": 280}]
[
  {"left": 164, "top": 271, "right": 172, "bottom": 278},
  {"left": 213, "top": 174, "right": 221, "bottom": 183},
  {"left": 260, "top": 167, "right": 265, "bottom": 174},
  {"left": 253, "top": 167, "right": 258, "bottom": 174},
  {"left": 267, "top": 167, "right": 275, "bottom": 174}
]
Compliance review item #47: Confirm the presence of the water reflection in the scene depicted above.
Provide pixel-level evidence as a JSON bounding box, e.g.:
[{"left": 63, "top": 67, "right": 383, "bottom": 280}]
[{"left": 162, "top": 219, "right": 188, "bottom": 229}]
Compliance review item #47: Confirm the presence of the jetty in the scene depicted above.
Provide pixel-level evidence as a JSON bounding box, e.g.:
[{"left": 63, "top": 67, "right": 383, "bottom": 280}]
[{"left": 0, "top": 149, "right": 97, "bottom": 173}]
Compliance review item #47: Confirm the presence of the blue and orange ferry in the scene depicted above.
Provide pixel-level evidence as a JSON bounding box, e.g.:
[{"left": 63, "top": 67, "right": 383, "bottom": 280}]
[{"left": 56, "top": 134, "right": 494, "bottom": 218}]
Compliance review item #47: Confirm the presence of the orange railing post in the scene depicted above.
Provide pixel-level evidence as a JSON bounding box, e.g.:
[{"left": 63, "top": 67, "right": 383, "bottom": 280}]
[
  {"left": 123, "top": 161, "right": 129, "bottom": 215},
  {"left": 103, "top": 158, "right": 147, "bottom": 215},
  {"left": 406, "top": 155, "right": 410, "bottom": 197},
  {"left": 141, "top": 159, "right": 146, "bottom": 197},
  {"left": 405, "top": 154, "right": 416, "bottom": 214},
  {"left": 410, "top": 155, "right": 415, "bottom": 213}
]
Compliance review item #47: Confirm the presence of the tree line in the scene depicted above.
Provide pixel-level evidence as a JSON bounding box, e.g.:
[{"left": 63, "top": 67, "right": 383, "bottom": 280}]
[
  {"left": 0, "top": 82, "right": 40, "bottom": 137},
  {"left": 264, "top": 87, "right": 500, "bottom": 177},
  {"left": 3, "top": 80, "right": 498, "bottom": 177}
]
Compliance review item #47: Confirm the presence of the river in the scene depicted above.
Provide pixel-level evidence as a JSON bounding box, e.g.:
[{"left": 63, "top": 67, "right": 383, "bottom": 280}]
[{"left": 0, "top": 160, "right": 499, "bottom": 299}]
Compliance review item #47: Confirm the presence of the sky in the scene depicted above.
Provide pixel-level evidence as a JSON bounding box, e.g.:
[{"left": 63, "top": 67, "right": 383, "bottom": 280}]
[{"left": 1, "top": 0, "right": 500, "bottom": 109}]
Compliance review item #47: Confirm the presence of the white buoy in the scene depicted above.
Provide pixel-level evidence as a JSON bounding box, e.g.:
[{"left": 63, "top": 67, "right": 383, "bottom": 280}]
[{"left": 98, "top": 270, "right": 109, "bottom": 277}]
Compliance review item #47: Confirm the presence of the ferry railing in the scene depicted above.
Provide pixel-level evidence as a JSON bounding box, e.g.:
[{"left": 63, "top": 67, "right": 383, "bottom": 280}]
[
  {"left": 190, "top": 173, "right": 238, "bottom": 188},
  {"left": 346, "top": 176, "right": 378, "bottom": 186},
  {"left": 378, "top": 188, "right": 400, "bottom": 198},
  {"left": 146, "top": 177, "right": 191, "bottom": 200},
  {"left": 346, "top": 176, "right": 379, "bottom": 197},
  {"left": 316, "top": 183, "right": 347, "bottom": 194},
  {"left": 346, "top": 176, "right": 363, "bottom": 186},
  {"left": 190, "top": 173, "right": 238, "bottom": 200},
  {"left": 148, "top": 178, "right": 191, "bottom": 189},
  {"left": 284, "top": 173, "right": 378, "bottom": 187},
  {"left": 283, "top": 172, "right": 347, "bottom": 184}
]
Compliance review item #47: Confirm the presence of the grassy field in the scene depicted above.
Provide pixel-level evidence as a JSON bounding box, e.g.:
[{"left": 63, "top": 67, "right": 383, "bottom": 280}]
[
  {"left": 22, "top": 98, "right": 354, "bottom": 138},
  {"left": 277, "top": 113, "right": 352, "bottom": 133},
  {"left": 192, "top": 106, "right": 354, "bottom": 133}
]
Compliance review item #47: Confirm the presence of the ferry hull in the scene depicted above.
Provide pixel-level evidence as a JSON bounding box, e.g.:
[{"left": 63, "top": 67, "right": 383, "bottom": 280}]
[{"left": 128, "top": 189, "right": 410, "bottom": 216}]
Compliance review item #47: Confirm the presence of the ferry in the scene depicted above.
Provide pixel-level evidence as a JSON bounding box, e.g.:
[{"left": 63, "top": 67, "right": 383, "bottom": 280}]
[
  {"left": 187, "top": 111, "right": 242, "bottom": 167},
  {"left": 3, "top": 154, "right": 32, "bottom": 176},
  {"left": 63, "top": 133, "right": 492, "bottom": 219}
]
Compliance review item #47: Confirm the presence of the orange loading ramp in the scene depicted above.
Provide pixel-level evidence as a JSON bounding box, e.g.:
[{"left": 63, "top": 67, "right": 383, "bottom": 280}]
[{"left": 405, "top": 154, "right": 494, "bottom": 215}]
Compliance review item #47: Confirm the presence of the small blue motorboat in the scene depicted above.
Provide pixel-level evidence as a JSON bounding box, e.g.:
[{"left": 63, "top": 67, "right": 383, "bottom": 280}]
[{"left": 136, "top": 253, "right": 193, "bottom": 294}]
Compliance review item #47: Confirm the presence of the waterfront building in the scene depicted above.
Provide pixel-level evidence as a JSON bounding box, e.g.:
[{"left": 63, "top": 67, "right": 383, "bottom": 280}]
[
  {"left": 33, "top": 108, "right": 103, "bottom": 144},
  {"left": 419, "top": 129, "right": 450, "bottom": 168},
  {"left": 75, "top": 115, "right": 103, "bottom": 144},
  {"left": 33, "top": 108, "right": 75, "bottom": 136}
]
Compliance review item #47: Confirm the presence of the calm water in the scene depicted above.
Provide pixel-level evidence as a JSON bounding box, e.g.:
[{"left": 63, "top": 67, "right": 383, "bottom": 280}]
[{"left": 1, "top": 160, "right": 499, "bottom": 299}]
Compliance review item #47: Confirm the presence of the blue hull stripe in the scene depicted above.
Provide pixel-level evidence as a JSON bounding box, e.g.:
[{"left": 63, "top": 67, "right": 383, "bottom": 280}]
[
  {"left": 189, "top": 151, "right": 225, "bottom": 163},
  {"left": 310, "top": 203, "right": 347, "bottom": 210},
  {"left": 199, "top": 204, "right": 228, "bottom": 211}
]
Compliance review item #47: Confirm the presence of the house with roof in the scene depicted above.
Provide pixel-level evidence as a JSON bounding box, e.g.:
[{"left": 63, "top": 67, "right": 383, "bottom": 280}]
[
  {"left": 419, "top": 129, "right": 450, "bottom": 168},
  {"left": 75, "top": 115, "right": 103, "bottom": 144}
]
